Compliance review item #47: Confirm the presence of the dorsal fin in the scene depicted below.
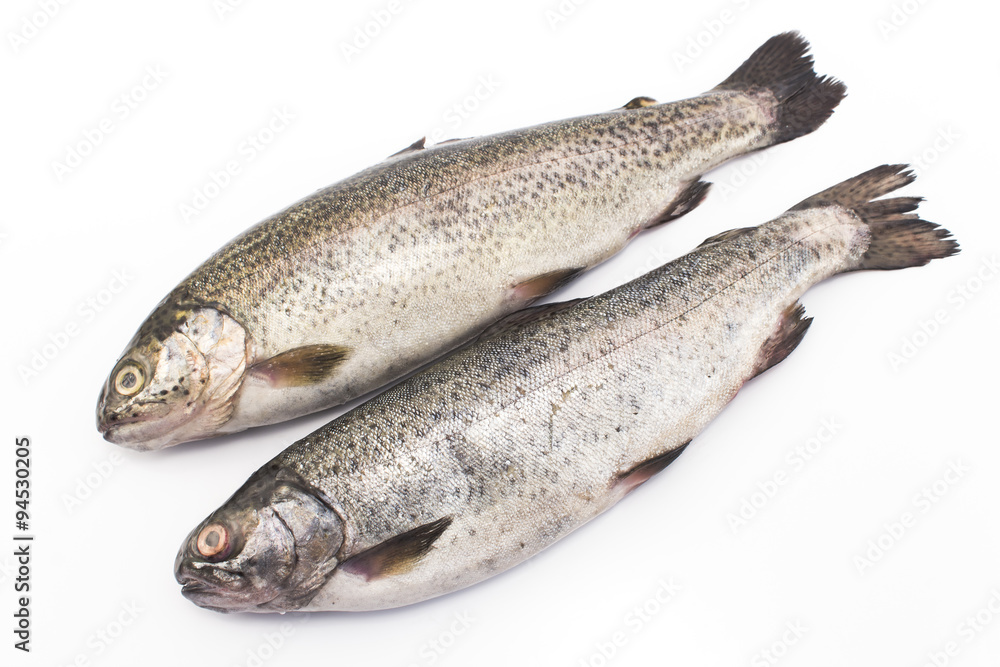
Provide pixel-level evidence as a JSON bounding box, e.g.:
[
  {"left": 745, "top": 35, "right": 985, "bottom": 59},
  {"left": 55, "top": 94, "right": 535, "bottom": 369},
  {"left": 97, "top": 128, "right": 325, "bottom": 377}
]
[
  {"left": 622, "top": 96, "right": 658, "bottom": 110},
  {"left": 388, "top": 137, "right": 426, "bottom": 158},
  {"left": 339, "top": 517, "right": 453, "bottom": 581},
  {"left": 477, "top": 299, "right": 585, "bottom": 342},
  {"left": 697, "top": 227, "right": 754, "bottom": 248}
]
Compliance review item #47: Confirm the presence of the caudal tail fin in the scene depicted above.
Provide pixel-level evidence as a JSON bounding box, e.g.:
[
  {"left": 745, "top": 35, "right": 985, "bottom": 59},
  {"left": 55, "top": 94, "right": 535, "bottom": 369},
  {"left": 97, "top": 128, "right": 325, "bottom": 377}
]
[
  {"left": 792, "top": 164, "right": 959, "bottom": 270},
  {"left": 713, "top": 31, "right": 846, "bottom": 147}
]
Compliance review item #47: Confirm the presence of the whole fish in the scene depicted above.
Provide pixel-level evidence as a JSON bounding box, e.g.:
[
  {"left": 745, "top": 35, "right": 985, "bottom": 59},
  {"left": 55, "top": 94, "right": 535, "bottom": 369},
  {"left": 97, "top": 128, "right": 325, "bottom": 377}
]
[
  {"left": 97, "top": 32, "right": 845, "bottom": 450},
  {"left": 174, "top": 165, "right": 957, "bottom": 612}
]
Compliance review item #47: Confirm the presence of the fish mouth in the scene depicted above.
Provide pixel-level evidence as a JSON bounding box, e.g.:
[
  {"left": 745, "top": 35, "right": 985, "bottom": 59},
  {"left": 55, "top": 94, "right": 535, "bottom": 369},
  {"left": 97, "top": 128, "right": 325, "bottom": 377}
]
[
  {"left": 98, "top": 409, "right": 193, "bottom": 451},
  {"left": 177, "top": 573, "right": 279, "bottom": 613},
  {"left": 179, "top": 580, "right": 237, "bottom": 613},
  {"left": 99, "top": 419, "right": 161, "bottom": 450},
  {"left": 98, "top": 413, "right": 145, "bottom": 436}
]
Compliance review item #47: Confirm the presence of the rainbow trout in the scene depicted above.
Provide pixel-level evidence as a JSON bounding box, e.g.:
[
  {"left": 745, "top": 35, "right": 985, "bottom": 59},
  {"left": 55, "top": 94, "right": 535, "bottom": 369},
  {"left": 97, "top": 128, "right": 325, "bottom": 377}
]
[
  {"left": 98, "top": 32, "right": 845, "bottom": 450},
  {"left": 174, "top": 165, "right": 956, "bottom": 612}
]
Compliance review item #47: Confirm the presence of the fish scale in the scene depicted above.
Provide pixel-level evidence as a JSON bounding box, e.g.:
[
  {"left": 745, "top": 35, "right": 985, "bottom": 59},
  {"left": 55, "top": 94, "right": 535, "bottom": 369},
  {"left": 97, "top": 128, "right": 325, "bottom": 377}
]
[
  {"left": 174, "top": 164, "right": 957, "bottom": 613},
  {"left": 99, "top": 32, "right": 846, "bottom": 450}
]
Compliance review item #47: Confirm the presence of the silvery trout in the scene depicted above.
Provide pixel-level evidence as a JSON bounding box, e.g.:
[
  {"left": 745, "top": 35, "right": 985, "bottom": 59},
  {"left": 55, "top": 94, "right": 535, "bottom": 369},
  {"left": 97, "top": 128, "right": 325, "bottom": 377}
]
[
  {"left": 174, "top": 165, "right": 957, "bottom": 612},
  {"left": 96, "top": 32, "right": 845, "bottom": 450}
]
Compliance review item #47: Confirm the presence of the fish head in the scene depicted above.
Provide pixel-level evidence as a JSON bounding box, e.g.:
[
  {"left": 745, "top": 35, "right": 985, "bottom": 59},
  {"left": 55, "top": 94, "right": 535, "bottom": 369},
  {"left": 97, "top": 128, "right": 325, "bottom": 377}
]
[
  {"left": 96, "top": 304, "right": 249, "bottom": 450},
  {"left": 174, "top": 466, "right": 344, "bottom": 613}
]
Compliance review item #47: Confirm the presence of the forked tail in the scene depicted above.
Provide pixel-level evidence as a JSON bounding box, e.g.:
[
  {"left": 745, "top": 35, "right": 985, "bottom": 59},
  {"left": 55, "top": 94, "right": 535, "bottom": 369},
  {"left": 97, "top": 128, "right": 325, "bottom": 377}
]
[
  {"left": 791, "top": 164, "right": 959, "bottom": 270},
  {"left": 713, "top": 31, "right": 847, "bottom": 147}
]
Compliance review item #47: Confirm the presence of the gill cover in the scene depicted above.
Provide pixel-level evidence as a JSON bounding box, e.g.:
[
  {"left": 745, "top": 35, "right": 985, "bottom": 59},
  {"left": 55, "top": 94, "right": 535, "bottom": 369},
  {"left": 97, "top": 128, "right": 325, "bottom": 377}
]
[
  {"left": 175, "top": 466, "right": 344, "bottom": 613},
  {"left": 97, "top": 304, "right": 249, "bottom": 450}
]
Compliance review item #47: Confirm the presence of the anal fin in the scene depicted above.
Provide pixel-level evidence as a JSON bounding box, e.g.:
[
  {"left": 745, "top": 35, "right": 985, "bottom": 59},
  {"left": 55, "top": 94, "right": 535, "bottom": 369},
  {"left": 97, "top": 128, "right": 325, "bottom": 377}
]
[
  {"left": 643, "top": 180, "right": 712, "bottom": 230},
  {"left": 509, "top": 267, "right": 585, "bottom": 303},
  {"left": 339, "top": 516, "right": 453, "bottom": 581},
  {"left": 613, "top": 441, "right": 691, "bottom": 496},
  {"left": 249, "top": 344, "right": 350, "bottom": 388},
  {"left": 750, "top": 302, "right": 812, "bottom": 380}
]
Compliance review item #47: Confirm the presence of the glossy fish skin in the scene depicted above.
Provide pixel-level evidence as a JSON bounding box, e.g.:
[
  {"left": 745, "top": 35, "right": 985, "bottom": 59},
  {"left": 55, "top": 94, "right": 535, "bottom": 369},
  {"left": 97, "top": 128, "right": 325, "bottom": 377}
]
[
  {"left": 98, "top": 32, "right": 845, "bottom": 450},
  {"left": 174, "top": 165, "right": 956, "bottom": 612}
]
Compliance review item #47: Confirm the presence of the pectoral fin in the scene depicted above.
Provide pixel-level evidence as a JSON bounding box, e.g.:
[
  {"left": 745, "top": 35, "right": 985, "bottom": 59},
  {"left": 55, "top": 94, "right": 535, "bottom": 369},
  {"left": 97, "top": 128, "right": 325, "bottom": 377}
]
[
  {"left": 339, "top": 516, "right": 453, "bottom": 581},
  {"left": 613, "top": 441, "right": 691, "bottom": 496},
  {"left": 248, "top": 344, "right": 350, "bottom": 388},
  {"left": 750, "top": 302, "right": 812, "bottom": 380},
  {"left": 509, "top": 267, "right": 585, "bottom": 303}
]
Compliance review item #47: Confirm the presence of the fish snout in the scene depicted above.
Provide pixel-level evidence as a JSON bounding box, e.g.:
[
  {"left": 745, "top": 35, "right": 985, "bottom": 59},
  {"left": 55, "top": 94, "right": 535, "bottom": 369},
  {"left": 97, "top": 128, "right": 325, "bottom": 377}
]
[{"left": 175, "top": 554, "right": 251, "bottom": 610}]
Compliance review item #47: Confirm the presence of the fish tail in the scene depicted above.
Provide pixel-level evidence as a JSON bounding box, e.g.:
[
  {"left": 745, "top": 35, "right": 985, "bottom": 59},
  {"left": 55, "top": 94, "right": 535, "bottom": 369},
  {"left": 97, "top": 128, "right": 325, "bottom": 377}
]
[
  {"left": 792, "top": 164, "right": 960, "bottom": 271},
  {"left": 713, "top": 31, "right": 846, "bottom": 147}
]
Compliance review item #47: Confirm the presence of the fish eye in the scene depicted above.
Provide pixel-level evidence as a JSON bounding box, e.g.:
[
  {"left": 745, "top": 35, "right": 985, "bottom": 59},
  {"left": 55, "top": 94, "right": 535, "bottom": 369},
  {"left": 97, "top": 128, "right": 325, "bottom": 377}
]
[
  {"left": 196, "top": 522, "right": 232, "bottom": 561},
  {"left": 114, "top": 363, "right": 145, "bottom": 396}
]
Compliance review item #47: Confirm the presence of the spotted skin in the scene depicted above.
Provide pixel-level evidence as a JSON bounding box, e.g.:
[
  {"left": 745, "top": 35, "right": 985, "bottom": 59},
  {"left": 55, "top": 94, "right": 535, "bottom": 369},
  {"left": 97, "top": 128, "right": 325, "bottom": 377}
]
[
  {"left": 102, "top": 32, "right": 845, "bottom": 449},
  {"left": 175, "top": 166, "right": 955, "bottom": 612}
]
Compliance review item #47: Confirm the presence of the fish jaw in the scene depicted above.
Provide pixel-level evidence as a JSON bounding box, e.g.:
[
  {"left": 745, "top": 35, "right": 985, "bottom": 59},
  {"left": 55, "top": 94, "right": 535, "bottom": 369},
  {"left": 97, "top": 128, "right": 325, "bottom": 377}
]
[
  {"left": 100, "top": 415, "right": 214, "bottom": 451},
  {"left": 175, "top": 469, "right": 345, "bottom": 613},
  {"left": 97, "top": 306, "right": 251, "bottom": 450}
]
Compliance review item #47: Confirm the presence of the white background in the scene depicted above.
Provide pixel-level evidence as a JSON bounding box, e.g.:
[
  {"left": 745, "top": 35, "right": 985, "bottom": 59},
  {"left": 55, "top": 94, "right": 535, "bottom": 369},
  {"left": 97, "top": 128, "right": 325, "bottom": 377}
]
[{"left": 3, "top": 0, "right": 998, "bottom": 665}]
